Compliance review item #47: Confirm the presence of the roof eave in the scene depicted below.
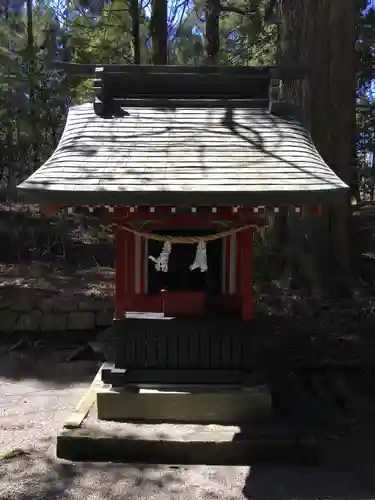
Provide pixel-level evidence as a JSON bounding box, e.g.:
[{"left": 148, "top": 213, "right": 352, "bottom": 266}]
[{"left": 16, "top": 185, "right": 349, "bottom": 207}]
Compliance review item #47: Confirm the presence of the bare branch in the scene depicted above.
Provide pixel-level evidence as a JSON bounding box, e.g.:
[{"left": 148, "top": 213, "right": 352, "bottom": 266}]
[
  {"left": 194, "top": 6, "right": 204, "bottom": 23},
  {"left": 220, "top": 4, "right": 246, "bottom": 15},
  {"left": 264, "top": 0, "right": 277, "bottom": 22}
]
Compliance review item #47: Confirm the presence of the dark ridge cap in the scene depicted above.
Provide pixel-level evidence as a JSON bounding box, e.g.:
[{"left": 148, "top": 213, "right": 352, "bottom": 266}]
[
  {"left": 110, "top": 98, "right": 270, "bottom": 107},
  {"left": 270, "top": 102, "right": 308, "bottom": 129},
  {"left": 92, "top": 65, "right": 308, "bottom": 107},
  {"left": 92, "top": 98, "right": 271, "bottom": 117},
  {"left": 48, "top": 61, "right": 306, "bottom": 80}
]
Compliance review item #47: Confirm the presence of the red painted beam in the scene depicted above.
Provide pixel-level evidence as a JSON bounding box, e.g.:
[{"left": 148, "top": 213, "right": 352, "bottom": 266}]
[
  {"left": 121, "top": 206, "right": 266, "bottom": 219},
  {"left": 107, "top": 214, "right": 267, "bottom": 230},
  {"left": 41, "top": 204, "right": 324, "bottom": 222}
]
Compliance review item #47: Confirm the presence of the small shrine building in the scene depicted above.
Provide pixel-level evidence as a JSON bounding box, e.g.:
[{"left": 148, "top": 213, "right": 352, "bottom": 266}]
[{"left": 17, "top": 66, "right": 348, "bottom": 387}]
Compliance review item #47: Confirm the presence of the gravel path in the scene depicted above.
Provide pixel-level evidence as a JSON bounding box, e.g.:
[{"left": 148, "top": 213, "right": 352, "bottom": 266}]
[{"left": 1, "top": 350, "right": 375, "bottom": 500}]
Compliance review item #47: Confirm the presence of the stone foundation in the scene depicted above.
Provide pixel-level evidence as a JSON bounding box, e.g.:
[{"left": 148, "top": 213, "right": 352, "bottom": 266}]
[{"left": 0, "top": 291, "right": 114, "bottom": 333}]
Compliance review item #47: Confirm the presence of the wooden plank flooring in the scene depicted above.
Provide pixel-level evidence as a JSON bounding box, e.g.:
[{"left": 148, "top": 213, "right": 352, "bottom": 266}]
[{"left": 63, "top": 363, "right": 112, "bottom": 429}]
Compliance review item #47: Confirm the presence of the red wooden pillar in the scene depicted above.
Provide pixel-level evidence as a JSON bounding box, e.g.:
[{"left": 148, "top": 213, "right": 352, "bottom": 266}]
[
  {"left": 115, "top": 229, "right": 136, "bottom": 319},
  {"left": 225, "top": 236, "right": 231, "bottom": 294},
  {"left": 115, "top": 229, "right": 127, "bottom": 320},
  {"left": 239, "top": 227, "right": 254, "bottom": 321},
  {"left": 126, "top": 230, "right": 136, "bottom": 299},
  {"left": 141, "top": 237, "right": 148, "bottom": 294},
  {"left": 236, "top": 233, "right": 242, "bottom": 299}
]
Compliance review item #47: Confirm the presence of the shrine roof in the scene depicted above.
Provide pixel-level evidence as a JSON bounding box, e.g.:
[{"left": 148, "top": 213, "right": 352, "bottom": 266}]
[{"left": 17, "top": 101, "right": 348, "bottom": 205}]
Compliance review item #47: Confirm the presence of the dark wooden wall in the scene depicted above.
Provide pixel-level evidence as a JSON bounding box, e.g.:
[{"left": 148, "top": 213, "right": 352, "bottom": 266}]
[{"left": 116, "top": 318, "right": 256, "bottom": 371}]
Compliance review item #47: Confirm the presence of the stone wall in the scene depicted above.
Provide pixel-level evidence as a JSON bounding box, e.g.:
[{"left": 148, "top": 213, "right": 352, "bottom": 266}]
[{"left": 0, "top": 292, "right": 114, "bottom": 333}]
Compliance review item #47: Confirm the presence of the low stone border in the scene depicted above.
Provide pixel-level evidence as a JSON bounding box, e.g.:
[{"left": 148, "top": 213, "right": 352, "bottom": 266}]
[{"left": 0, "top": 293, "right": 114, "bottom": 333}]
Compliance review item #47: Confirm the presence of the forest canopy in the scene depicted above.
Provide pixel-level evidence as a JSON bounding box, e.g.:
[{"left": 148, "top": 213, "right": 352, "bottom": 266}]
[{"left": 0, "top": 0, "right": 372, "bottom": 209}]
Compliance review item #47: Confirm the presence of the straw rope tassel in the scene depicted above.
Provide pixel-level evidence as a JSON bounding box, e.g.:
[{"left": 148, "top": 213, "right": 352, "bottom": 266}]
[
  {"left": 190, "top": 241, "right": 208, "bottom": 272},
  {"left": 148, "top": 241, "right": 172, "bottom": 272}
]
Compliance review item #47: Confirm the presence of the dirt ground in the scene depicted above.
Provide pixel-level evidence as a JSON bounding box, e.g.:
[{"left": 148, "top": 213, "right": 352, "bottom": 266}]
[
  {"left": 2, "top": 350, "right": 375, "bottom": 500},
  {"left": 2, "top": 204, "right": 375, "bottom": 498}
]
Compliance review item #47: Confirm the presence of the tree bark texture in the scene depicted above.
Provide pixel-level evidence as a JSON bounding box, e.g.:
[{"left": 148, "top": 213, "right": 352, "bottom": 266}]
[
  {"left": 26, "top": 0, "right": 39, "bottom": 172},
  {"left": 129, "top": 0, "right": 140, "bottom": 64},
  {"left": 205, "top": 0, "right": 220, "bottom": 64},
  {"left": 279, "top": 0, "right": 357, "bottom": 288},
  {"left": 150, "top": 0, "right": 168, "bottom": 64}
]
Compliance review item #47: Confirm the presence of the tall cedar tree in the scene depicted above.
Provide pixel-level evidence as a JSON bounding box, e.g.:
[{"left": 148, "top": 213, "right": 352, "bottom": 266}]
[
  {"left": 129, "top": 0, "right": 140, "bottom": 64},
  {"left": 205, "top": 0, "right": 220, "bottom": 63},
  {"left": 278, "top": 0, "right": 356, "bottom": 288},
  {"left": 150, "top": 0, "right": 168, "bottom": 64},
  {"left": 26, "top": 0, "right": 39, "bottom": 170}
]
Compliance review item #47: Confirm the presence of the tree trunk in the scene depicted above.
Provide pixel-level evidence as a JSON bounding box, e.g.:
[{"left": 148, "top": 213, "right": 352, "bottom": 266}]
[
  {"left": 2, "top": 0, "right": 10, "bottom": 19},
  {"left": 129, "top": 0, "right": 140, "bottom": 64},
  {"left": 150, "top": 0, "right": 168, "bottom": 64},
  {"left": 279, "top": 0, "right": 356, "bottom": 290},
  {"left": 25, "top": 0, "right": 39, "bottom": 172},
  {"left": 205, "top": 0, "right": 220, "bottom": 64},
  {"left": 26, "top": 0, "right": 34, "bottom": 98}
]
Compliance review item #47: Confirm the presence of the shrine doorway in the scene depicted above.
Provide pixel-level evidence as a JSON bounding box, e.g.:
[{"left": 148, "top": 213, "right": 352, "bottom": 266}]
[{"left": 147, "top": 229, "right": 223, "bottom": 296}]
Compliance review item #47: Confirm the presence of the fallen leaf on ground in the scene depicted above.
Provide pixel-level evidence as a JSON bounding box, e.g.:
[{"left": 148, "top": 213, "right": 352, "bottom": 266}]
[{"left": 0, "top": 449, "right": 30, "bottom": 460}]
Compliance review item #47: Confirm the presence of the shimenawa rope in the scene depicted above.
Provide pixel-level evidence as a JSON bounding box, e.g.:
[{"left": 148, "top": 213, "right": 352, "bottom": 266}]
[{"left": 105, "top": 222, "right": 266, "bottom": 244}]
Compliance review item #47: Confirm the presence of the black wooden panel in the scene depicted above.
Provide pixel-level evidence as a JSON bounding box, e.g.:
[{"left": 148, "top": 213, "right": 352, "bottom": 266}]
[
  {"left": 198, "top": 329, "right": 211, "bottom": 370},
  {"left": 116, "top": 318, "right": 254, "bottom": 371},
  {"left": 105, "top": 76, "right": 270, "bottom": 100},
  {"left": 166, "top": 331, "right": 178, "bottom": 369},
  {"left": 232, "top": 333, "right": 244, "bottom": 369},
  {"left": 102, "top": 368, "right": 247, "bottom": 386},
  {"left": 189, "top": 329, "right": 200, "bottom": 369},
  {"left": 156, "top": 331, "right": 167, "bottom": 369},
  {"left": 135, "top": 330, "right": 146, "bottom": 367},
  {"left": 177, "top": 332, "right": 190, "bottom": 370},
  {"left": 209, "top": 333, "right": 222, "bottom": 370}
]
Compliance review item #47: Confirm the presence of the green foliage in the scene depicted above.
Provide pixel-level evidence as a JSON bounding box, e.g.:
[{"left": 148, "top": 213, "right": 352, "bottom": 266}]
[
  {"left": 0, "top": 0, "right": 369, "bottom": 197},
  {"left": 358, "top": 5, "right": 375, "bottom": 94},
  {"left": 357, "top": 3, "right": 375, "bottom": 198},
  {"left": 0, "top": 0, "right": 279, "bottom": 192},
  {"left": 67, "top": 0, "right": 144, "bottom": 64},
  {"left": 0, "top": 2, "right": 70, "bottom": 189},
  {"left": 169, "top": 0, "right": 277, "bottom": 65}
]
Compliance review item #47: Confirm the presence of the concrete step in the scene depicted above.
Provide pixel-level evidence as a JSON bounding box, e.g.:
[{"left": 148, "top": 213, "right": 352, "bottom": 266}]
[{"left": 96, "top": 385, "right": 272, "bottom": 424}]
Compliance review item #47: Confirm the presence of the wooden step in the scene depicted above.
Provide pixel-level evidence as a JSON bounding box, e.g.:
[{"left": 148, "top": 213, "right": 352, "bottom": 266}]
[
  {"left": 58, "top": 363, "right": 319, "bottom": 465},
  {"left": 96, "top": 385, "right": 272, "bottom": 424}
]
